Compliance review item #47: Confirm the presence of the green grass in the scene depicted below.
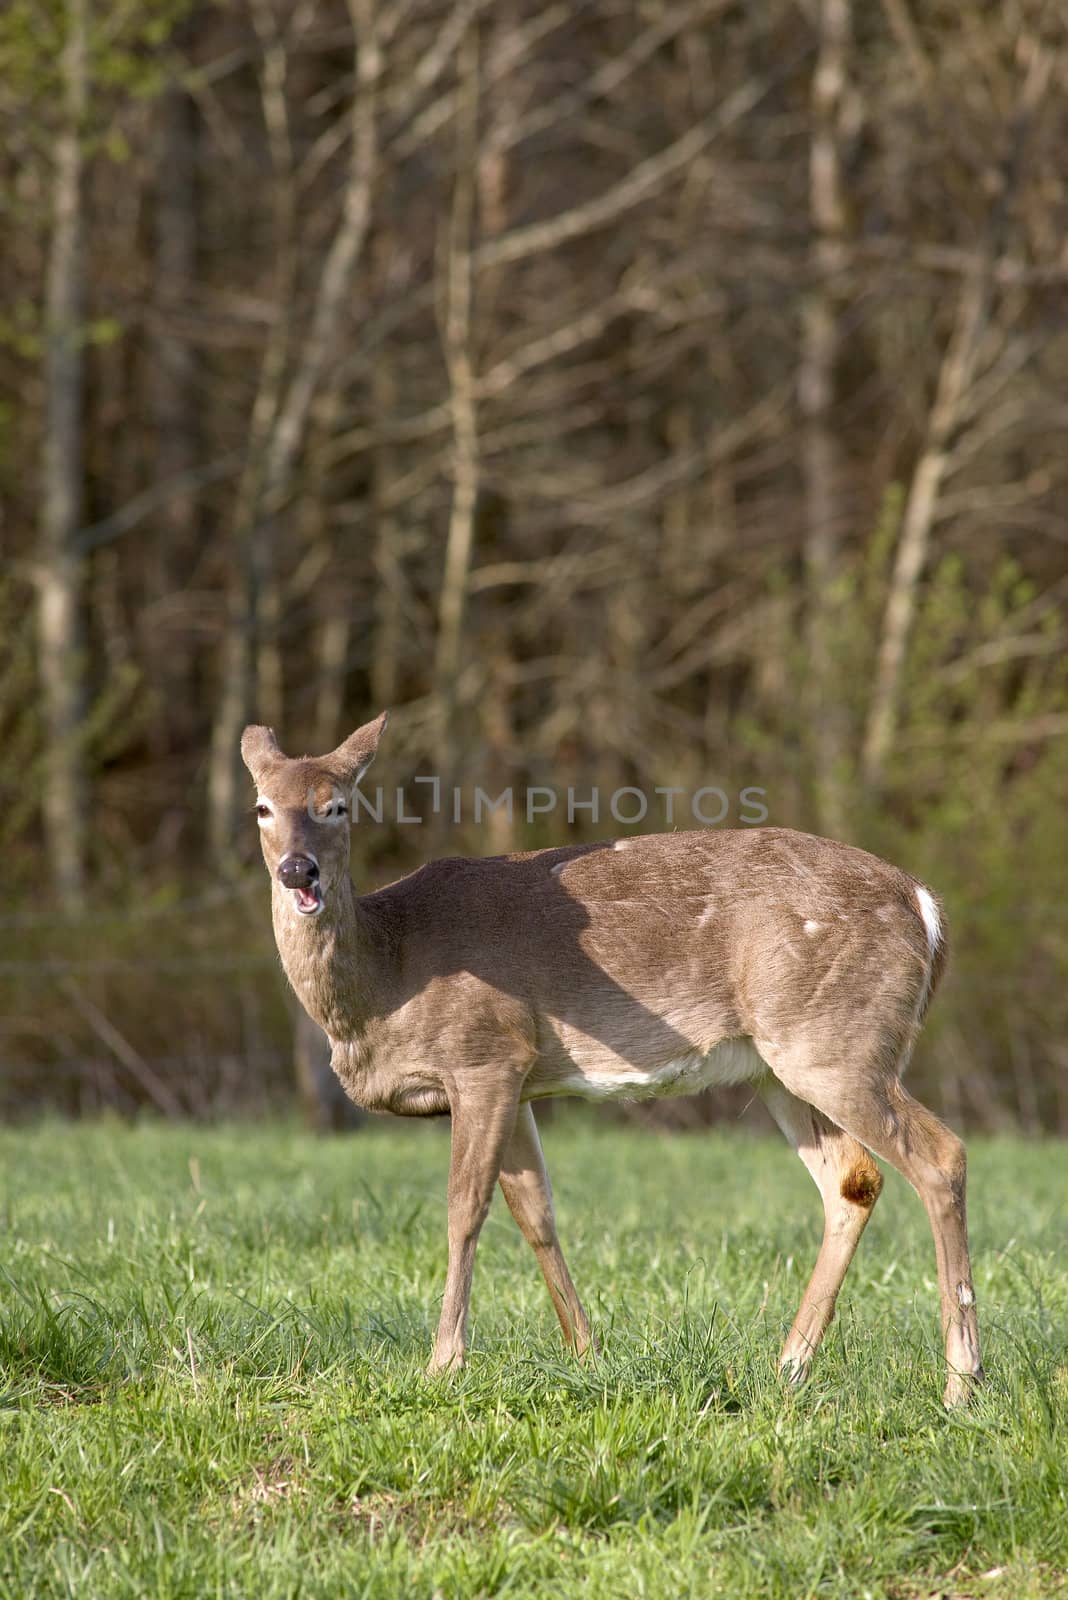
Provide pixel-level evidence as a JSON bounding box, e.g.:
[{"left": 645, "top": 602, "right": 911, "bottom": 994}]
[{"left": 1, "top": 1120, "right": 1066, "bottom": 1599}]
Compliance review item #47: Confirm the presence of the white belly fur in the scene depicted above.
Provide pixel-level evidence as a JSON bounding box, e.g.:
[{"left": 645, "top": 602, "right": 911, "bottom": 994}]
[{"left": 556, "top": 1037, "right": 767, "bottom": 1103}]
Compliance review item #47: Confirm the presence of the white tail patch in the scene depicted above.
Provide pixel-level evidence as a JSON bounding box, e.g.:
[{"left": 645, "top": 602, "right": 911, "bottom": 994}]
[
  {"left": 910, "top": 884, "right": 943, "bottom": 1030},
  {"left": 915, "top": 886, "right": 941, "bottom": 955}
]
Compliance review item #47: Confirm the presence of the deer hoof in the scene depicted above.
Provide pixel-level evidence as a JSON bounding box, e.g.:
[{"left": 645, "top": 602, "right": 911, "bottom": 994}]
[
  {"left": 425, "top": 1350, "right": 464, "bottom": 1377},
  {"left": 942, "top": 1367, "right": 983, "bottom": 1409}
]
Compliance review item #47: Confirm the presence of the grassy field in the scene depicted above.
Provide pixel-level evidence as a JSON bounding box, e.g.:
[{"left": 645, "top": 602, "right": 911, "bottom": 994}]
[{"left": 1, "top": 1120, "right": 1066, "bottom": 1599}]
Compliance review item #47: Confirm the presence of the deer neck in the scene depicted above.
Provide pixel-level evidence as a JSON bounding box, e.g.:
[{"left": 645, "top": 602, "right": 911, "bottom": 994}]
[{"left": 270, "top": 874, "right": 382, "bottom": 1043}]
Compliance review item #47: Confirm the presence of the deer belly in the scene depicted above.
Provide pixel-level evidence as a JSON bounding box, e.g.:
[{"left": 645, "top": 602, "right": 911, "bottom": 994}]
[{"left": 554, "top": 1037, "right": 766, "bottom": 1102}]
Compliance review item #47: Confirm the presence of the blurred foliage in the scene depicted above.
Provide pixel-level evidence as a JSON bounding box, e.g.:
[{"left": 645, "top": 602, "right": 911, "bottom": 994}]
[
  {"left": 1, "top": 0, "right": 1066, "bottom": 1126},
  {"left": 838, "top": 542, "right": 1068, "bottom": 1130}
]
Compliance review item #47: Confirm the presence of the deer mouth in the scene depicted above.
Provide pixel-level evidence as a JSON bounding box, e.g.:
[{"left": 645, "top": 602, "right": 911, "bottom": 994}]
[
  {"left": 292, "top": 884, "right": 324, "bottom": 917},
  {"left": 277, "top": 854, "right": 323, "bottom": 916}
]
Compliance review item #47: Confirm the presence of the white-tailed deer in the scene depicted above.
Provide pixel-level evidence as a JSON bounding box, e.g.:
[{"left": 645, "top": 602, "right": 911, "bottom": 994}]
[{"left": 242, "top": 713, "right": 982, "bottom": 1405}]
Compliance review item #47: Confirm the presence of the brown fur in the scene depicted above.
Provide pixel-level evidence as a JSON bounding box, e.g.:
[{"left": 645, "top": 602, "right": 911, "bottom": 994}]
[
  {"left": 840, "top": 1160, "right": 884, "bottom": 1208},
  {"left": 241, "top": 714, "right": 983, "bottom": 1403}
]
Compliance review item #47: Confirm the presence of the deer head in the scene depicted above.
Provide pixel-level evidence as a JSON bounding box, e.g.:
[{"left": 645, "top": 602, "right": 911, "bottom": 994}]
[{"left": 240, "top": 712, "right": 388, "bottom": 918}]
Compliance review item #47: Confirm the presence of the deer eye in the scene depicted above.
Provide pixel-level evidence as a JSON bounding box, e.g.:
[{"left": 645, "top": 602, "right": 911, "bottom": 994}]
[
  {"left": 256, "top": 802, "right": 272, "bottom": 820},
  {"left": 313, "top": 794, "right": 347, "bottom": 820}
]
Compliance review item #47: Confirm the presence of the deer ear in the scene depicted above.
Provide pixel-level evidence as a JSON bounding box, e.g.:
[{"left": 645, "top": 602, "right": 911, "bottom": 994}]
[
  {"left": 241, "top": 725, "right": 283, "bottom": 783},
  {"left": 329, "top": 710, "right": 389, "bottom": 787}
]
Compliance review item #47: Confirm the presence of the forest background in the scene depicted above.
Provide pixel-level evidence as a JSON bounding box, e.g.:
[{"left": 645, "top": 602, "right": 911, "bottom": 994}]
[{"left": 1, "top": 0, "right": 1066, "bottom": 1130}]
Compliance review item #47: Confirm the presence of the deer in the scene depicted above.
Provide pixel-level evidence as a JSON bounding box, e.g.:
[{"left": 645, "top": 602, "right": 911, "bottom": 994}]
[{"left": 241, "top": 712, "right": 983, "bottom": 1406}]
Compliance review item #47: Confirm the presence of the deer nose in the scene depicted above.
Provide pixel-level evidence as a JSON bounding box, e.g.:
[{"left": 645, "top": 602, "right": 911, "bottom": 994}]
[{"left": 278, "top": 854, "right": 319, "bottom": 890}]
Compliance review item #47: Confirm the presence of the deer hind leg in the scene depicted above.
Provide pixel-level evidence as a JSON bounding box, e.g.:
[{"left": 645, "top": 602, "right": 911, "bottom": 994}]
[
  {"left": 768, "top": 1056, "right": 983, "bottom": 1407},
  {"left": 428, "top": 1083, "right": 522, "bottom": 1375},
  {"left": 761, "top": 1078, "right": 883, "bottom": 1384},
  {"left": 498, "top": 1103, "right": 592, "bottom": 1356}
]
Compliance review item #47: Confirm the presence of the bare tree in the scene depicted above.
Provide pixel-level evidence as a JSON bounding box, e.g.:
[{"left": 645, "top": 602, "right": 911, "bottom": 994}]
[
  {"left": 369, "top": 345, "right": 406, "bottom": 714},
  {"left": 800, "top": 0, "right": 852, "bottom": 835},
  {"left": 208, "top": 0, "right": 380, "bottom": 865},
  {"left": 862, "top": 37, "right": 1054, "bottom": 788},
  {"left": 37, "top": 0, "right": 89, "bottom": 913},
  {"left": 149, "top": 67, "right": 199, "bottom": 750},
  {"left": 433, "top": 20, "right": 480, "bottom": 781}
]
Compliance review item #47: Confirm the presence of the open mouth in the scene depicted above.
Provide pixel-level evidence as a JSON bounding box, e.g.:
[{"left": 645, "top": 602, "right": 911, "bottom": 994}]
[{"left": 292, "top": 885, "right": 324, "bottom": 917}]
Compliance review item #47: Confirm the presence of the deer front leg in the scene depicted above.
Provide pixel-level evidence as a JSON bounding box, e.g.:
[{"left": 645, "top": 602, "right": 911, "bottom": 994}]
[
  {"left": 428, "top": 1085, "right": 521, "bottom": 1374},
  {"left": 498, "top": 1103, "right": 592, "bottom": 1356}
]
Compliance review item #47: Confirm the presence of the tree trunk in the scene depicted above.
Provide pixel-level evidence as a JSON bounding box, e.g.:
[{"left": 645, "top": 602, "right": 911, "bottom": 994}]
[
  {"left": 207, "top": 0, "right": 379, "bottom": 864},
  {"left": 800, "top": 0, "right": 851, "bottom": 838},
  {"left": 150, "top": 73, "right": 199, "bottom": 751},
  {"left": 38, "top": 0, "right": 89, "bottom": 914},
  {"left": 861, "top": 266, "right": 988, "bottom": 788},
  {"left": 433, "top": 22, "right": 480, "bottom": 782},
  {"left": 369, "top": 349, "right": 403, "bottom": 713},
  {"left": 861, "top": 42, "right": 1051, "bottom": 789},
  {"left": 308, "top": 392, "right": 350, "bottom": 752}
]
